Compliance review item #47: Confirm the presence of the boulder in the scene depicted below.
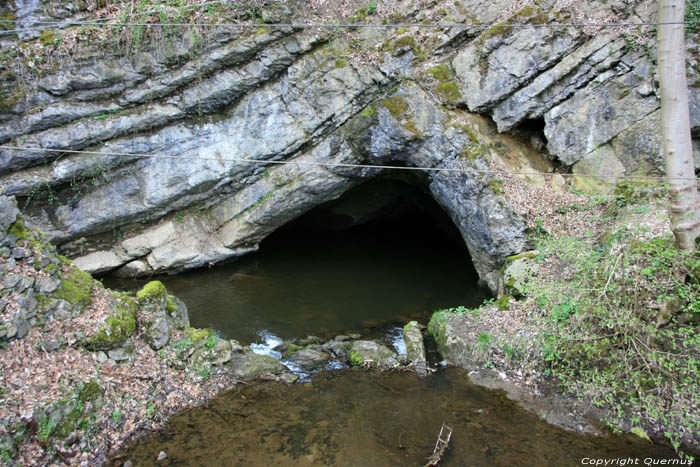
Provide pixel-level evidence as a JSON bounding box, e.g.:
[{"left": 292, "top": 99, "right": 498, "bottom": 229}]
[
  {"left": 500, "top": 253, "right": 540, "bottom": 298},
  {"left": 192, "top": 338, "right": 233, "bottom": 366},
  {"left": 403, "top": 321, "right": 428, "bottom": 375},
  {"left": 144, "top": 317, "right": 170, "bottom": 350},
  {"left": 228, "top": 350, "right": 295, "bottom": 382},
  {"left": 287, "top": 347, "right": 331, "bottom": 371},
  {"left": 348, "top": 340, "right": 400, "bottom": 370}
]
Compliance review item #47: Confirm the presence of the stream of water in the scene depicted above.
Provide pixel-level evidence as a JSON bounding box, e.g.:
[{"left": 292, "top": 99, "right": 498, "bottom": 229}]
[
  {"left": 117, "top": 368, "right": 680, "bottom": 466},
  {"left": 106, "top": 204, "right": 687, "bottom": 466}
]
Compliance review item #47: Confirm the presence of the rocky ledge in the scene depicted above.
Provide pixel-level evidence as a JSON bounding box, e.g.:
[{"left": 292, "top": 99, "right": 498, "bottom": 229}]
[{"left": 1, "top": 0, "right": 698, "bottom": 294}]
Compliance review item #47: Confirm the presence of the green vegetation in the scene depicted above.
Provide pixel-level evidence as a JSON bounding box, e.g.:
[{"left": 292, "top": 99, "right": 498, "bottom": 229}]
[
  {"left": 85, "top": 305, "right": 136, "bottom": 350},
  {"left": 349, "top": 351, "right": 363, "bottom": 366},
  {"left": 486, "top": 179, "right": 504, "bottom": 194},
  {"left": 166, "top": 295, "right": 177, "bottom": 313},
  {"left": 37, "top": 416, "right": 56, "bottom": 442},
  {"left": 53, "top": 267, "right": 94, "bottom": 308},
  {"left": 435, "top": 82, "right": 462, "bottom": 103},
  {"left": 495, "top": 294, "right": 512, "bottom": 310},
  {"left": 687, "top": 0, "right": 700, "bottom": 35},
  {"left": 428, "top": 64, "right": 451, "bottom": 82},
  {"left": 136, "top": 280, "right": 167, "bottom": 301},
  {"left": 527, "top": 210, "right": 700, "bottom": 449},
  {"left": 381, "top": 95, "right": 421, "bottom": 137},
  {"left": 186, "top": 327, "right": 214, "bottom": 344}
]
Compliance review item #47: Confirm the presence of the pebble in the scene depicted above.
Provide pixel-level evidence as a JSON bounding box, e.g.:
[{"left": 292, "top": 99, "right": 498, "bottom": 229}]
[{"left": 157, "top": 451, "right": 167, "bottom": 461}]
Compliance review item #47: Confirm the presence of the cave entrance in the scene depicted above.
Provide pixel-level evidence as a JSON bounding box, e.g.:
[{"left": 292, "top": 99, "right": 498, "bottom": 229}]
[{"left": 119, "top": 178, "right": 488, "bottom": 344}]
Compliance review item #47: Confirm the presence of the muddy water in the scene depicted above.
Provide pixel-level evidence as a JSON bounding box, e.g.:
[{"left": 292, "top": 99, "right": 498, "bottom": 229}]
[
  {"left": 118, "top": 368, "right": 679, "bottom": 466},
  {"left": 106, "top": 213, "right": 489, "bottom": 344}
]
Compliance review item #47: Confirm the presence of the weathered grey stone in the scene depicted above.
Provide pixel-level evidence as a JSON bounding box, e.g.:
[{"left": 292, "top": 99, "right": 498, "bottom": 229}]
[
  {"left": 15, "top": 276, "right": 35, "bottom": 294},
  {"left": 96, "top": 351, "right": 108, "bottom": 364},
  {"left": 0, "top": 196, "right": 20, "bottom": 237},
  {"left": 2, "top": 273, "right": 22, "bottom": 290},
  {"left": 428, "top": 312, "right": 490, "bottom": 369},
  {"left": 168, "top": 296, "right": 190, "bottom": 331},
  {"left": 108, "top": 347, "right": 132, "bottom": 362},
  {"left": 53, "top": 300, "right": 74, "bottom": 320},
  {"left": 287, "top": 347, "right": 331, "bottom": 371},
  {"left": 11, "top": 247, "right": 30, "bottom": 259},
  {"left": 36, "top": 276, "right": 59, "bottom": 294},
  {"left": 403, "top": 321, "right": 428, "bottom": 374},
  {"left": 193, "top": 339, "right": 232, "bottom": 366},
  {"left": 348, "top": 340, "right": 400, "bottom": 370},
  {"left": 228, "top": 350, "right": 291, "bottom": 382},
  {"left": 72, "top": 250, "right": 127, "bottom": 275},
  {"left": 322, "top": 340, "right": 351, "bottom": 361},
  {"left": 17, "top": 289, "right": 37, "bottom": 315},
  {"left": 15, "top": 319, "right": 29, "bottom": 339},
  {"left": 145, "top": 317, "right": 170, "bottom": 351},
  {"left": 501, "top": 255, "right": 540, "bottom": 298},
  {"left": 3, "top": 323, "right": 17, "bottom": 339}
]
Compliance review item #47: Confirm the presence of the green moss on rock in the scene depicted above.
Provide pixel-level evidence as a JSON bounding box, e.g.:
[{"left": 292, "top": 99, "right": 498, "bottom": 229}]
[
  {"left": 53, "top": 268, "right": 94, "bottom": 308},
  {"left": 495, "top": 294, "right": 513, "bottom": 310},
  {"left": 136, "top": 280, "right": 167, "bottom": 301},
  {"left": 85, "top": 298, "right": 137, "bottom": 350},
  {"left": 166, "top": 295, "right": 177, "bottom": 313},
  {"left": 349, "top": 351, "right": 363, "bottom": 366},
  {"left": 428, "top": 311, "right": 449, "bottom": 347},
  {"left": 7, "top": 220, "right": 29, "bottom": 240},
  {"left": 504, "top": 252, "right": 537, "bottom": 263},
  {"left": 429, "top": 64, "right": 451, "bottom": 82},
  {"left": 435, "top": 82, "right": 462, "bottom": 102},
  {"left": 186, "top": 327, "right": 214, "bottom": 344},
  {"left": 78, "top": 380, "right": 103, "bottom": 402}
]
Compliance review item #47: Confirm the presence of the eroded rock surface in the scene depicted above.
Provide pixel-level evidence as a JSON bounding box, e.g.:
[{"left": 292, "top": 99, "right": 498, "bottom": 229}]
[{"left": 1, "top": 0, "right": 698, "bottom": 293}]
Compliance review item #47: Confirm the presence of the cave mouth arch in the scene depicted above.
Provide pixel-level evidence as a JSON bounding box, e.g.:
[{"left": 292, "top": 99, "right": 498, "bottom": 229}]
[
  {"left": 262, "top": 176, "right": 469, "bottom": 256},
  {"left": 106, "top": 177, "right": 490, "bottom": 343}
]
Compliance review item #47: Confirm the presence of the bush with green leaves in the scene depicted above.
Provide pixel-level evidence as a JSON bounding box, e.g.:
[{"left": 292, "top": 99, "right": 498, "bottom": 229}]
[{"left": 530, "top": 220, "right": 699, "bottom": 452}]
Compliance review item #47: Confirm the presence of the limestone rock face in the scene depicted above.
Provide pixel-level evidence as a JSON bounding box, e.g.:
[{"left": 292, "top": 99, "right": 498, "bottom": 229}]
[{"left": 1, "top": 0, "right": 697, "bottom": 293}]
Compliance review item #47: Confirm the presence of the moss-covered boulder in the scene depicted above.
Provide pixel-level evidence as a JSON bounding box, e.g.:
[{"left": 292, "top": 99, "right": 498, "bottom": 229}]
[
  {"left": 84, "top": 294, "right": 137, "bottom": 350},
  {"left": 228, "top": 349, "right": 296, "bottom": 382},
  {"left": 136, "top": 280, "right": 167, "bottom": 309},
  {"left": 500, "top": 254, "right": 539, "bottom": 298},
  {"left": 287, "top": 347, "right": 331, "bottom": 371},
  {"left": 348, "top": 340, "right": 400, "bottom": 370},
  {"left": 192, "top": 337, "right": 233, "bottom": 366},
  {"left": 52, "top": 267, "right": 94, "bottom": 308},
  {"left": 428, "top": 311, "right": 490, "bottom": 368},
  {"left": 403, "top": 321, "right": 428, "bottom": 374}
]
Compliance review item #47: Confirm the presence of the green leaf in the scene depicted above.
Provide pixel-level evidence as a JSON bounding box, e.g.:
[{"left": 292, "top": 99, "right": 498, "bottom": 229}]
[{"left": 630, "top": 426, "right": 651, "bottom": 442}]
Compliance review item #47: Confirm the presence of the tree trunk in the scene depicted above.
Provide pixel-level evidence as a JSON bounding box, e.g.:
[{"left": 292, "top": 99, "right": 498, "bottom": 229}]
[{"left": 658, "top": 0, "right": 700, "bottom": 250}]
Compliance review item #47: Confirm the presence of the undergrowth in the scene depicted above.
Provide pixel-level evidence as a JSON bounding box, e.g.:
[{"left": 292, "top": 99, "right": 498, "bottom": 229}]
[{"left": 525, "top": 198, "right": 699, "bottom": 455}]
